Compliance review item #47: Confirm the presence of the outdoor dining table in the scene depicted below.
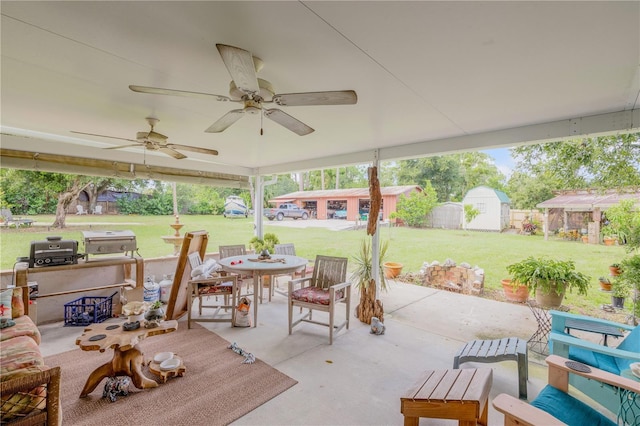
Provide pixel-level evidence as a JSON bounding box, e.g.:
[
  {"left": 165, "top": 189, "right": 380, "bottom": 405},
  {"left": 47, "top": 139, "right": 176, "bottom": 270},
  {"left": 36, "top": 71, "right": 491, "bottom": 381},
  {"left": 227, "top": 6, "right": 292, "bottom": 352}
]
[{"left": 217, "top": 254, "right": 309, "bottom": 327}]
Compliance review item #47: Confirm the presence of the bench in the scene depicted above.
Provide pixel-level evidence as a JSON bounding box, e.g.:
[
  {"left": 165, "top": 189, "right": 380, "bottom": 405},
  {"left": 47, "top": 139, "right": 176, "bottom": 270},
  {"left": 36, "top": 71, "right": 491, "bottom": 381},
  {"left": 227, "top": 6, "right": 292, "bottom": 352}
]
[{"left": 453, "top": 337, "right": 528, "bottom": 399}]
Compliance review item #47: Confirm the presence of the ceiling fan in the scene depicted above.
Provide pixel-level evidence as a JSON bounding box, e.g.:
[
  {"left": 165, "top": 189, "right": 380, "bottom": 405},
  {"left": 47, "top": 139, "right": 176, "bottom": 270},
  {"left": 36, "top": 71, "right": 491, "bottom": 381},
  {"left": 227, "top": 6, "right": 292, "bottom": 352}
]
[
  {"left": 71, "top": 117, "right": 219, "bottom": 160},
  {"left": 129, "top": 44, "right": 357, "bottom": 136}
]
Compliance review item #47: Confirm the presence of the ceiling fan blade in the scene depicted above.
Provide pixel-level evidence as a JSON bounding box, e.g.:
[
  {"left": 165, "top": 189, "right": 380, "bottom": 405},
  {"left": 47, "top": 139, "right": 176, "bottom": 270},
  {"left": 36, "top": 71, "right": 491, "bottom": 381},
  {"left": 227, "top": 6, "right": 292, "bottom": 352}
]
[
  {"left": 70, "top": 131, "right": 138, "bottom": 143},
  {"left": 168, "top": 144, "right": 218, "bottom": 156},
  {"left": 216, "top": 44, "right": 260, "bottom": 96},
  {"left": 272, "top": 90, "right": 358, "bottom": 106},
  {"left": 264, "top": 109, "right": 314, "bottom": 136},
  {"left": 145, "top": 131, "right": 168, "bottom": 144},
  {"left": 158, "top": 147, "right": 187, "bottom": 159},
  {"left": 205, "top": 109, "right": 245, "bottom": 133},
  {"left": 104, "top": 144, "right": 143, "bottom": 150},
  {"left": 129, "top": 85, "right": 232, "bottom": 102}
]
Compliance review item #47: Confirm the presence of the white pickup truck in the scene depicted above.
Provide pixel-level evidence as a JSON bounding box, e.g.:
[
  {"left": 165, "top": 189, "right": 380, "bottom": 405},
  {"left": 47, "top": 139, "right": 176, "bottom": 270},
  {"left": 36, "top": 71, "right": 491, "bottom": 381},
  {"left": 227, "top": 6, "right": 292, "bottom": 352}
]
[{"left": 264, "top": 203, "right": 309, "bottom": 221}]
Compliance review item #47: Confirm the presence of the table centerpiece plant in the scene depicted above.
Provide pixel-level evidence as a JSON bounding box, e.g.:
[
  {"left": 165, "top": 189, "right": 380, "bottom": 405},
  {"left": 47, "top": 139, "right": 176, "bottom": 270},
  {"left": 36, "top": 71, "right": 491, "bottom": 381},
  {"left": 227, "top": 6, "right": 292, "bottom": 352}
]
[{"left": 506, "top": 256, "right": 590, "bottom": 308}]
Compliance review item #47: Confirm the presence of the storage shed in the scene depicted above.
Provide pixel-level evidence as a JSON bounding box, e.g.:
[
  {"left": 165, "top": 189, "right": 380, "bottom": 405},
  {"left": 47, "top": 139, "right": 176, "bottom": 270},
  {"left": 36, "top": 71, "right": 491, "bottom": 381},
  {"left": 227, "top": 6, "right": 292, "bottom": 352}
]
[
  {"left": 269, "top": 186, "right": 421, "bottom": 221},
  {"left": 428, "top": 202, "right": 464, "bottom": 229},
  {"left": 462, "top": 186, "right": 511, "bottom": 231}
]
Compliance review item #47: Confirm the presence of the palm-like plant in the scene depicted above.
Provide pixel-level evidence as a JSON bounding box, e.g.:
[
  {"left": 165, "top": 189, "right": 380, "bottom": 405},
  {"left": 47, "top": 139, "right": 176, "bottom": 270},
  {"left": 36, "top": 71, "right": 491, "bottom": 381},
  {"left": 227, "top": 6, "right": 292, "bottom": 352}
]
[{"left": 351, "top": 239, "right": 388, "bottom": 323}]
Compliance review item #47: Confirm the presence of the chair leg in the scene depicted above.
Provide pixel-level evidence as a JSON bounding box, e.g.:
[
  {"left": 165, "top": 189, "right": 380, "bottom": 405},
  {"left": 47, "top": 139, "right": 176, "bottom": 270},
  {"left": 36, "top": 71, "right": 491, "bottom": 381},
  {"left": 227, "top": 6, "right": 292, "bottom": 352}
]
[
  {"left": 517, "top": 350, "right": 528, "bottom": 399},
  {"left": 288, "top": 298, "right": 293, "bottom": 335},
  {"left": 329, "top": 301, "right": 334, "bottom": 345}
]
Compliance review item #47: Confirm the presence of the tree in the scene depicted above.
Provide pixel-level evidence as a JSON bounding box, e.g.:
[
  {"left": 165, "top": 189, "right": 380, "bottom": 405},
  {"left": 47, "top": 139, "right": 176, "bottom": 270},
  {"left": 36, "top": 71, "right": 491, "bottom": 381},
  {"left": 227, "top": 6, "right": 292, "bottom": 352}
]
[
  {"left": 506, "top": 171, "right": 558, "bottom": 209},
  {"left": 53, "top": 177, "right": 91, "bottom": 228},
  {"left": 392, "top": 183, "right": 438, "bottom": 227},
  {"left": 511, "top": 134, "right": 640, "bottom": 189}
]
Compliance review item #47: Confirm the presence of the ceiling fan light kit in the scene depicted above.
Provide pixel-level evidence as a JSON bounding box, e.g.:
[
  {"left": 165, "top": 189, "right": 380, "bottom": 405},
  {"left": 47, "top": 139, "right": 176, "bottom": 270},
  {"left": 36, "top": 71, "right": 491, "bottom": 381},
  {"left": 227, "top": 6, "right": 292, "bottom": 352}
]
[{"left": 129, "top": 43, "right": 358, "bottom": 136}]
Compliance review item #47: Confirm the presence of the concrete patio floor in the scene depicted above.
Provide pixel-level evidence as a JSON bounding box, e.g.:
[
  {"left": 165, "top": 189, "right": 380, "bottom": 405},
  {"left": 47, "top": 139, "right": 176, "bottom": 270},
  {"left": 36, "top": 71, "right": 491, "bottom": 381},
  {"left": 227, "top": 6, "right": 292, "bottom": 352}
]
[{"left": 39, "top": 280, "right": 567, "bottom": 425}]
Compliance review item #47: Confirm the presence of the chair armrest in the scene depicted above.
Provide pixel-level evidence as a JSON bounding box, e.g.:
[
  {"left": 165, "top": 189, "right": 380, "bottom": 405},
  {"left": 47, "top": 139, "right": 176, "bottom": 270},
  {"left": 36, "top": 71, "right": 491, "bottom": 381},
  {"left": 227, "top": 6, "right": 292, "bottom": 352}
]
[
  {"left": 329, "top": 281, "right": 351, "bottom": 291},
  {"left": 546, "top": 354, "right": 640, "bottom": 393},
  {"left": 550, "top": 310, "right": 635, "bottom": 333},
  {"left": 492, "top": 393, "right": 564, "bottom": 426},
  {"left": 0, "top": 366, "right": 61, "bottom": 425},
  {"left": 288, "top": 277, "right": 312, "bottom": 293},
  {"left": 549, "top": 331, "right": 640, "bottom": 362}
]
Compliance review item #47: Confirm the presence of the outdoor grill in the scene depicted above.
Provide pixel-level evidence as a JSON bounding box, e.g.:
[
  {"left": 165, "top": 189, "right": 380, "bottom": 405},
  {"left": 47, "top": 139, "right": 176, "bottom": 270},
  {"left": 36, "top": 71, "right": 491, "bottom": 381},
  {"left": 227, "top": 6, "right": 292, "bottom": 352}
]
[{"left": 82, "top": 230, "right": 137, "bottom": 259}]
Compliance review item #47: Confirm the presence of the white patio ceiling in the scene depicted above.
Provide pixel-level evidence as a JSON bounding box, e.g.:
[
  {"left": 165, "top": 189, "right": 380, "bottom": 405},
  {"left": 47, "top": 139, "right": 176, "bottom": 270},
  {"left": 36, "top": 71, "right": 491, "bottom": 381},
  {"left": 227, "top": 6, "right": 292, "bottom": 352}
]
[{"left": 1, "top": 1, "right": 639, "bottom": 187}]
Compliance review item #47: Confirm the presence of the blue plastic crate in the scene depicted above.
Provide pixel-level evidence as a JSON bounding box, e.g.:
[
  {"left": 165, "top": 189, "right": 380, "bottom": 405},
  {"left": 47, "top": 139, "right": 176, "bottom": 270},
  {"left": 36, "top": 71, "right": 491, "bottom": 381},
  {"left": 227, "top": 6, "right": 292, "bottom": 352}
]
[{"left": 64, "top": 291, "right": 116, "bottom": 326}]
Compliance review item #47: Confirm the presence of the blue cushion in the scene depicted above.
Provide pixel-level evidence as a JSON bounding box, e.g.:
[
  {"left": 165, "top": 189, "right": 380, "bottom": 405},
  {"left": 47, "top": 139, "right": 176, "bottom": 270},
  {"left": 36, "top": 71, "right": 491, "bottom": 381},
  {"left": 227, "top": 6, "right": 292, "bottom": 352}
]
[
  {"left": 615, "top": 325, "right": 639, "bottom": 372},
  {"left": 531, "top": 385, "right": 616, "bottom": 426}
]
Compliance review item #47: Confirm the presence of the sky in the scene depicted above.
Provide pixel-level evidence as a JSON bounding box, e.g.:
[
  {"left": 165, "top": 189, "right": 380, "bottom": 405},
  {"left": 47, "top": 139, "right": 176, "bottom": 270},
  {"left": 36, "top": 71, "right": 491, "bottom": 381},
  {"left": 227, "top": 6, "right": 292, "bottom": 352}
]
[{"left": 482, "top": 147, "right": 515, "bottom": 178}]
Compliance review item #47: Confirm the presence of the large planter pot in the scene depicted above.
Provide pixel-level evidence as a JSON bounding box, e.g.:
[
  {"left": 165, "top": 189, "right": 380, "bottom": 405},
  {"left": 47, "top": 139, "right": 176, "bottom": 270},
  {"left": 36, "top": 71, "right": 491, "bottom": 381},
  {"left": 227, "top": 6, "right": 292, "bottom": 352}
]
[
  {"left": 501, "top": 279, "right": 529, "bottom": 303},
  {"left": 603, "top": 237, "right": 616, "bottom": 246},
  {"left": 535, "top": 284, "right": 566, "bottom": 308},
  {"left": 383, "top": 262, "right": 403, "bottom": 279},
  {"left": 609, "top": 266, "right": 622, "bottom": 276},
  {"left": 611, "top": 296, "right": 625, "bottom": 309}
]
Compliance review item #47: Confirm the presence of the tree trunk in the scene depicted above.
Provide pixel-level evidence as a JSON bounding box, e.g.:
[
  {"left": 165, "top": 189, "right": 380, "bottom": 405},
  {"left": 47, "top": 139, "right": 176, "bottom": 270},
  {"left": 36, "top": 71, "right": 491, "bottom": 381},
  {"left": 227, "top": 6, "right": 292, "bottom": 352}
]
[
  {"left": 52, "top": 179, "right": 88, "bottom": 228},
  {"left": 356, "top": 279, "right": 384, "bottom": 324}
]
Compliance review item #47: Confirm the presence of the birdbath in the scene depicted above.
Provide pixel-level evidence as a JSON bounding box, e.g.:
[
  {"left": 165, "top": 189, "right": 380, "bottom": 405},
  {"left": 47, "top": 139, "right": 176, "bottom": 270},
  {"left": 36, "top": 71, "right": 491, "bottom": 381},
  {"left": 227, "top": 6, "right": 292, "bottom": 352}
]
[{"left": 161, "top": 215, "right": 184, "bottom": 255}]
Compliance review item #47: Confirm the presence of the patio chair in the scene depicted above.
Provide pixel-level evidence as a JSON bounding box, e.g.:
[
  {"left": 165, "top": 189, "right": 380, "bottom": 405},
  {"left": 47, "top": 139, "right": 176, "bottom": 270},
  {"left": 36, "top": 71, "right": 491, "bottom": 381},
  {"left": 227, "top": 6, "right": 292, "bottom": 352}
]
[
  {"left": 272, "top": 243, "right": 314, "bottom": 296},
  {"left": 76, "top": 205, "right": 87, "bottom": 215},
  {"left": 93, "top": 205, "right": 103, "bottom": 214},
  {"left": 288, "top": 255, "right": 351, "bottom": 345},
  {"left": 493, "top": 354, "right": 638, "bottom": 426},
  {"left": 549, "top": 310, "right": 639, "bottom": 417},
  {"left": 187, "top": 252, "right": 237, "bottom": 328},
  {"left": 0, "top": 208, "right": 34, "bottom": 227},
  {"left": 218, "top": 245, "right": 252, "bottom": 295}
]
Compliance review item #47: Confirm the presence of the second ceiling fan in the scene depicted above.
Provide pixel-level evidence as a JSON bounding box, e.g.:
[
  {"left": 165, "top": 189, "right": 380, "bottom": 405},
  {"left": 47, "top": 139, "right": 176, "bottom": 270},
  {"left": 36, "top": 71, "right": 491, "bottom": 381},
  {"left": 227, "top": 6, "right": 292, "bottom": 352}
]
[{"left": 130, "top": 44, "right": 357, "bottom": 136}]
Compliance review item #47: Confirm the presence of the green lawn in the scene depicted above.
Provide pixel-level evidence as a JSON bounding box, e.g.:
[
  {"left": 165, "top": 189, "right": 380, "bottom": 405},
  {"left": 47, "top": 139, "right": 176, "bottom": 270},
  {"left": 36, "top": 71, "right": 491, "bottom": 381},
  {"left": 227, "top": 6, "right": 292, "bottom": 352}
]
[{"left": 1, "top": 214, "right": 629, "bottom": 315}]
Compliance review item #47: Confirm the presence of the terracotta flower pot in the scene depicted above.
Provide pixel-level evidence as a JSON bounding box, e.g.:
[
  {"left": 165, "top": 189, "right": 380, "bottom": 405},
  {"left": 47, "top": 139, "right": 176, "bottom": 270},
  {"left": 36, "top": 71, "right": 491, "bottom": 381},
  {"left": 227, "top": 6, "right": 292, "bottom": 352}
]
[
  {"left": 599, "top": 279, "right": 612, "bottom": 292},
  {"left": 383, "top": 262, "right": 403, "bottom": 279},
  {"left": 609, "top": 266, "right": 622, "bottom": 276},
  {"left": 501, "top": 279, "right": 529, "bottom": 303}
]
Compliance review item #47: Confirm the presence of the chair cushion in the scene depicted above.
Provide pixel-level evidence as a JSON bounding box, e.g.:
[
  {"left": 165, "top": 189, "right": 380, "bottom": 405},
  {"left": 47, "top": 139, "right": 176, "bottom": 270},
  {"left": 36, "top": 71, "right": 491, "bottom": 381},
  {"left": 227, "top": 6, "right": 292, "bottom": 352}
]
[
  {"left": 531, "top": 385, "right": 616, "bottom": 426},
  {"left": 291, "top": 286, "right": 344, "bottom": 305},
  {"left": 197, "top": 282, "right": 234, "bottom": 295},
  {"left": 0, "top": 315, "right": 41, "bottom": 345}
]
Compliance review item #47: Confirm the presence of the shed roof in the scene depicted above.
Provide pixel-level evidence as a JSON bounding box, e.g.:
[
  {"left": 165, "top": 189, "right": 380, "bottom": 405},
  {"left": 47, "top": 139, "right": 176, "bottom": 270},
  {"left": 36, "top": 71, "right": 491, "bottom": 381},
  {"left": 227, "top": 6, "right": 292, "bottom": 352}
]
[
  {"left": 270, "top": 185, "right": 421, "bottom": 201},
  {"left": 464, "top": 186, "right": 511, "bottom": 204},
  {"left": 536, "top": 189, "right": 640, "bottom": 210}
]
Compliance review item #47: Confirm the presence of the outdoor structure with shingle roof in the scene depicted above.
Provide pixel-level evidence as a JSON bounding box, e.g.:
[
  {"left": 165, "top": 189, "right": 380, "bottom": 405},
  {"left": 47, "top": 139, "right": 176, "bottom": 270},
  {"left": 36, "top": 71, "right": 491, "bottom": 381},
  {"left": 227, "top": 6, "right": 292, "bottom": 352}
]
[
  {"left": 536, "top": 189, "right": 640, "bottom": 242},
  {"left": 269, "top": 185, "right": 422, "bottom": 221}
]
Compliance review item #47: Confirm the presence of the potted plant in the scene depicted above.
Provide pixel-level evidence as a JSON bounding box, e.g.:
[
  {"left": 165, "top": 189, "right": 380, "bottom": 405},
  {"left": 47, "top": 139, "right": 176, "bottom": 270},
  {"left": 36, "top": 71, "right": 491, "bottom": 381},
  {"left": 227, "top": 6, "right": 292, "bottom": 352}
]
[
  {"left": 144, "top": 300, "right": 165, "bottom": 328},
  {"left": 248, "top": 233, "right": 280, "bottom": 255},
  {"left": 351, "top": 239, "right": 388, "bottom": 324},
  {"left": 609, "top": 263, "right": 622, "bottom": 276},
  {"left": 620, "top": 254, "right": 640, "bottom": 320},
  {"left": 598, "top": 277, "right": 612, "bottom": 292},
  {"left": 610, "top": 276, "right": 630, "bottom": 309},
  {"left": 500, "top": 278, "right": 529, "bottom": 303},
  {"left": 506, "top": 257, "right": 590, "bottom": 308},
  {"left": 249, "top": 233, "right": 280, "bottom": 285}
]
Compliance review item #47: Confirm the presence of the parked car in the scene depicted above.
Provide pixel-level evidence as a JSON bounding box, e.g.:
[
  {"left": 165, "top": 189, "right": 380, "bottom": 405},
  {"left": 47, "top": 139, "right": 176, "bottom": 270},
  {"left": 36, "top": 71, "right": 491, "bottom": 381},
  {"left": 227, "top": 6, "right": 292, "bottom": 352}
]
[
  {"left": 334, "top": 210, "right": 347, "bottom": 219},
  {"left": 264, "top": 203, "right": 309, "bottom": 221}
]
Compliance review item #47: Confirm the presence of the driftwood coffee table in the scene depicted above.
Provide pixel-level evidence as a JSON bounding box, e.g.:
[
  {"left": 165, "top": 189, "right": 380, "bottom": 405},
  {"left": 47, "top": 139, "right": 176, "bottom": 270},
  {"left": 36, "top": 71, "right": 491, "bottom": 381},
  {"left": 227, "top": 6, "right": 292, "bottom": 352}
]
[{"left": 75, "top": 319, "right": 178, "bottom": 397}]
